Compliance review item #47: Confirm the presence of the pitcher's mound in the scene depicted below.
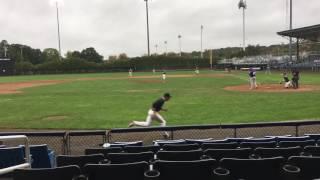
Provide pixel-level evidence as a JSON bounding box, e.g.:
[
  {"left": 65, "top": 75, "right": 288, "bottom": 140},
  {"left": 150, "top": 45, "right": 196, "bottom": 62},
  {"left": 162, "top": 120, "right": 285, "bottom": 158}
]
[{"left": 224, "top": 84, "right": 320, "bottom": 93}]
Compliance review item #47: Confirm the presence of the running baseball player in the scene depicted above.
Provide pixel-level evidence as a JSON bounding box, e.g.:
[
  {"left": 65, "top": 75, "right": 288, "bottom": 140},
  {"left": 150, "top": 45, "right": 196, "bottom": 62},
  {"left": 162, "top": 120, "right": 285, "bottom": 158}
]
[
  {"left": 249, "top": 68, "right": 258, "bottom": 90},
  {"left": 128, "top": 93, "right": 171, "bottom": 138}
]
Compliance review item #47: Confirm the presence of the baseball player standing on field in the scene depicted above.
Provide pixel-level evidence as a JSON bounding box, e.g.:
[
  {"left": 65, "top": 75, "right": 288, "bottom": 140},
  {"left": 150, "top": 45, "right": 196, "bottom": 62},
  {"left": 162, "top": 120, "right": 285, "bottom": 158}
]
[
  {"left": 249, "top": 68, "right": 258, "bottom": 90},
  {"left": 129, "top": 93, "right": 172, "bottom": 138},
  {"left": 128, "top": 68, "right": 133, "bottom": 77},
  {"left": 162, "top": 71, "right": 167, "bottom": 81}
]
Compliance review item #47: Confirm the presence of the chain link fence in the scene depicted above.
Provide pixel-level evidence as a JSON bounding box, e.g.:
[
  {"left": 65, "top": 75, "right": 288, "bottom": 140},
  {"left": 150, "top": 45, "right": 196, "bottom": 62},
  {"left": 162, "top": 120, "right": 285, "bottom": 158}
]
[{"left": 0, "top": 120, "right": 320, "bottom": 155}]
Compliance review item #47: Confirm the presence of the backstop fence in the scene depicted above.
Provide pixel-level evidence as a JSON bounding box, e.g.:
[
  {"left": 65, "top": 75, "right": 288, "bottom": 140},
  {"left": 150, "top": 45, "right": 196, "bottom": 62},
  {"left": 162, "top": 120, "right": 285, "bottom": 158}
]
[{"left": 0, "top": 120, "right": 320, "bottom": 155}]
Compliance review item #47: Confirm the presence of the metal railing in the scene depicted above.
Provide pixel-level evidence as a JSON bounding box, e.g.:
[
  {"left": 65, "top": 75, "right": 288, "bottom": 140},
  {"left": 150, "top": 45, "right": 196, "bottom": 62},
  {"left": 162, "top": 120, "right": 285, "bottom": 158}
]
[
  {"left": 0, "top": 135, "right": 31, "bottom": 175},
  {"left": 0, "top": 120, "right": 319, "bottom": 156}
]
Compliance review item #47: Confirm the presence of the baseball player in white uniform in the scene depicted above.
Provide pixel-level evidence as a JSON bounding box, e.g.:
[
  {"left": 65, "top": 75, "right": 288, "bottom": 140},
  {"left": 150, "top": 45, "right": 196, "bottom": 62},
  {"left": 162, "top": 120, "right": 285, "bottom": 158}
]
[
  {"left": 129, "top": 93, "right": 172, "bottom": 138},
  {"left": 128, "top": 68, "right": 133, "bottom": 77},
  {"left": 162, "top": 72, "right": 167, "bottom": 81}
]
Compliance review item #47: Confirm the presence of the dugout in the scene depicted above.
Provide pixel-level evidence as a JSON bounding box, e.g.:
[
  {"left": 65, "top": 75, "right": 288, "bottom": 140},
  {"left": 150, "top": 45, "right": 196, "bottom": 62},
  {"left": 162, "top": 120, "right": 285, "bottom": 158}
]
[
  {"left": 278, "top": 24, "right": 320, "bottom": 63},
  {"left": 0, "top": 58, "right": 14, "bottom": 76}
]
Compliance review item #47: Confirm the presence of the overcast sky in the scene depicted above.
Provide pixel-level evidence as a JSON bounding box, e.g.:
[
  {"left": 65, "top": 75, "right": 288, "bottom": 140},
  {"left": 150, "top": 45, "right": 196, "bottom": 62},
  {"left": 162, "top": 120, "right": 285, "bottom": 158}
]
[{"left": 1, "top": 0, "right": 319, "bottom": 58}]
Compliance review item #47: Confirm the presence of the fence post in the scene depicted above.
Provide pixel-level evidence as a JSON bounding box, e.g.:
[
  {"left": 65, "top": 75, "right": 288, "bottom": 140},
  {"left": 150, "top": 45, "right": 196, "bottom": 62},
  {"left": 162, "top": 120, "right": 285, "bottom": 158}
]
[
  {"left": 62, "top": 132, "right": 68, "bottom": 155},
  {"left": 295, "top": 125, "right": 299, "bottom": 137},
  {"left": 234, "top": 128, "right": 238, "bottom": 138},
  {"left": 171, "top": 130, "right": 174, "bottom": 140},
  {"left": 106, "top": 130, "right": 111, "bottom": 143}
]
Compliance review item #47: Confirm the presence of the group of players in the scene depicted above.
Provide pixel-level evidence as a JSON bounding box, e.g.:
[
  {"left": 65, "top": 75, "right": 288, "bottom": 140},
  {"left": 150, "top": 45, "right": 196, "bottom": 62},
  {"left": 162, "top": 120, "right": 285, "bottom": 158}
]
[
  {"left": 280, "top": 70, "right": 300, "bottom": 89},
  {"left": 128, "top": 67, "right": 200, "bottom": 80},
  {"left": 249, "top": 68, "right": 301, "bottom": 90}
]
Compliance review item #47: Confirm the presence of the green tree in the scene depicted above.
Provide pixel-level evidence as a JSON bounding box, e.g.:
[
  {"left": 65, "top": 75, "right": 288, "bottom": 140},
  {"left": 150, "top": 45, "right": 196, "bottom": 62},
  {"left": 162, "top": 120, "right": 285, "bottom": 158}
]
[
  {"left": 41, "top": 48, "right": 60, "bottom": 62},
  {"left": 80, "top": 47, "right": 103, "bottom": 63}
]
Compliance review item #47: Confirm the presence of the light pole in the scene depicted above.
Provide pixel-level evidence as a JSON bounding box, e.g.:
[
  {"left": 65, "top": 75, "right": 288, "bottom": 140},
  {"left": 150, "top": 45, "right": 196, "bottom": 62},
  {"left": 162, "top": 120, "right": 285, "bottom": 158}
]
[
  {"left": 289, "top": 0, "right": 293, "bottom": 62},
  {"left": 55, "top": 1, "right": 62, "bottom": 60},
  {"left": 164, "top": 41, "right": 168, "bottom": 56},
  {"left": 201, "top": 25, "right": 204, "bottom": 58},
  {"left": 155, "top": 44, "right": 158, "bottom": 55},
  {"left": 238, "top": 0, "right": 247, "bottom": 51},
  {"left": 144, "top": 0, "right": 151, "bottom": 56},
  {"left": 178, "top": 35, "right": 182, "bottom": 57}
]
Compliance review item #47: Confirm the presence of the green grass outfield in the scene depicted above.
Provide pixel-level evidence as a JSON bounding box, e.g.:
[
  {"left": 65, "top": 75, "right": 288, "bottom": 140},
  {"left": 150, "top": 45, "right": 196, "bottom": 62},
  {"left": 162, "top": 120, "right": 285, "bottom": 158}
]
[{"left": 0, "top": 70, "right": 319, "bottom": 130}]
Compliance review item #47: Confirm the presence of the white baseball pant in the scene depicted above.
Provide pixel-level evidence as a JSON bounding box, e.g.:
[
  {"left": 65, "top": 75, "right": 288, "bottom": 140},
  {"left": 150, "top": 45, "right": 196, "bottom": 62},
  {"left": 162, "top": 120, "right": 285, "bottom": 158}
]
[{"left": 133, "top": 109, "right": 166, "bottom": 127}]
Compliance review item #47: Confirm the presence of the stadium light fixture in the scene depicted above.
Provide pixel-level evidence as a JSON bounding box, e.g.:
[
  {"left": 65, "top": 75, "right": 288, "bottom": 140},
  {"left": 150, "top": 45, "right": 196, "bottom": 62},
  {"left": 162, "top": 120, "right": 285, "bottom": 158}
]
[
  {"left": 144, "top": 0, "right": 151, "bottom": 56},
  {"left": 238, "top": 0, "right": 247, "bottom": 51},
  {"left": 178, "top": 35, "right": 182, "bottom": 57},
  {"left": 164, "top": 41, "right": 168, "bottom": 56}
]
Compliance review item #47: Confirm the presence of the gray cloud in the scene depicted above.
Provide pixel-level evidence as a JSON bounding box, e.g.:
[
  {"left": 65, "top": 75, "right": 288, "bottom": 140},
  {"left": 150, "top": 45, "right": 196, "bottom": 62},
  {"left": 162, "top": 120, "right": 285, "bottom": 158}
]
[{"left": 0, "top": 0, "right": 319, "bottom": 58}]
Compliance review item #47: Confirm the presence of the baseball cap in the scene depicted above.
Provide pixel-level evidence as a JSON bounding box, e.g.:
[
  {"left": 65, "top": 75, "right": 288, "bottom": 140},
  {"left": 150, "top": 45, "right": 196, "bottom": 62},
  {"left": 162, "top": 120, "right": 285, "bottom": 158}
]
[{"left": 164, "top": 93, "right": 172, "bottom": 98}]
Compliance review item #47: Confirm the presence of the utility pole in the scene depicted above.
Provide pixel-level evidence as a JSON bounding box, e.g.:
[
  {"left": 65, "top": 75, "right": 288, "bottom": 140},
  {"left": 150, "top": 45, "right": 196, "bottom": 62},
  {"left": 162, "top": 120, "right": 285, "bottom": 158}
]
[
  {"left": 164, "top": 41, "right": 168, "bottom": 56},
  {"left": 56, "top": 1, "right": 62, "bottom": 60},
  {"left": 238, "top": 0, "right": 247, "bottom": 51},
  {"left": 144, "top": 0, "right": 151, "bottom": 56},
  {"left": 289, "top": 0, "right": 293, "bottom": 62},
  {"left": 178, "top": 35, "right": 182, "bottom": 57},
  {"left": 201, "top": 25, "right": 204, "bottom": 58}
]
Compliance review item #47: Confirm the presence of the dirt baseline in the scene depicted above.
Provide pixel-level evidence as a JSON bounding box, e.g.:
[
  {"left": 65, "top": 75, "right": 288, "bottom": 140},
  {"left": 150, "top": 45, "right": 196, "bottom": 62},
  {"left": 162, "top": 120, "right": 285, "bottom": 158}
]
[{"left": 224, "top": 84, "right": 320, "bottom": 93}]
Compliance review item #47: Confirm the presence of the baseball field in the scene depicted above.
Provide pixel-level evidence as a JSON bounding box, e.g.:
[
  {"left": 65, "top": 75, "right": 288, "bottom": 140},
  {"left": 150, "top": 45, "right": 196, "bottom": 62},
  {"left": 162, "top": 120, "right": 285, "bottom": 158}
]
[{"left": 0, "top": 70, "right": 319, "bottom": 130}]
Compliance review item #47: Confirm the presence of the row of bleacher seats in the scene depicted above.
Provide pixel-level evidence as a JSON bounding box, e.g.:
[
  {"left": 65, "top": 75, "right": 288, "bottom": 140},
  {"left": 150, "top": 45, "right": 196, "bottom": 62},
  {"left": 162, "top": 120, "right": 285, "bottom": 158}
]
[
  {"left": 86, "top": 146, "right": 320, "bottom": 161},
  {"left": 3, "top": 135, "right": 320, "bottom": 179},
  {"left": 12, "top": 155, "right": 320, "bottom": 180}
]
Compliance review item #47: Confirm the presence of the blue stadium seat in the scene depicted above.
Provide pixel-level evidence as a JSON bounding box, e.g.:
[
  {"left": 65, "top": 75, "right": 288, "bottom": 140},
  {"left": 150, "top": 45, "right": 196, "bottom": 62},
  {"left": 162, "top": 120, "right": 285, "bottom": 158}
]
[
  {"left": 185, "top": 138, "right": 213, "bottom": 144},
  {"left": 204, "top": 148, "right": 252, "bottom": 160},
  {"left": 84, "top": 162, "right": 149, "bottom": 180},
  {"left": 226, "top": 137, "right": 253, "bottom": 143},
  {"left": 240, "top": 141, "right": 277, "bottom": 149},
  {"left": 157, "top": 149, "right": 203, "bottom": 161},
  {"left": 85, "top": 147, "right": 122, "bottom": 158},
  {"left": 288, "top": 156, "right": 320, "bottom": 180},
  {"left": 220, "top": 157, "right": 285, "bottom": 180},
  {"left": 107, "top": 152, "right": 154, "bottom": 164},
  {"left": 305, "top": 134, "right": 320, "bottom": 141},
  {"left": 243, "top": 137, "right": 276, "bottom": 143},
  {"left": 13, "top": 165, "right": 81, "bottom": 180},
  {"left": 277, "top": 136, "right": 311, "bottom": 142},
  {"left": 255, "top": 146, "right": 302, "bottom": 159},
  {"left": 162, "top": 143, "right": 200, "bottom": 151},
  {"left": 21, "top": 144, "right": 55, "bottom": 168},
  {"left": 0, "top": 147, "right": 25, "bottom": 169},
  {"left": 153, "top": 139, "right": 186, "bottom": 146},
  {"left": 152, "top": 159, "right": 220, "bottom": 180},
  {"left": 124, "top": 145, "right": 160, "bottom": 153},
  {"left": 56, "top": 154, "right": 104, "bottom": 172},
  {"left": 303, "top": 146, "right": 320, "bottom": 156},
  {"left": 279, "top": 140, "right": 315, "bottom": 148},
  {"left": 201, "top": 142, "right": 239, "bottom": 150}
]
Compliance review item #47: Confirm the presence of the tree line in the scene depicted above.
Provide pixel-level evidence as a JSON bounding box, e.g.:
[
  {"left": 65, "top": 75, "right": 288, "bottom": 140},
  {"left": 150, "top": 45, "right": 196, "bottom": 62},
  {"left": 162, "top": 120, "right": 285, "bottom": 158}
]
[{"left": 1, "top": 39, "right": 319, "bottom": 75}]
